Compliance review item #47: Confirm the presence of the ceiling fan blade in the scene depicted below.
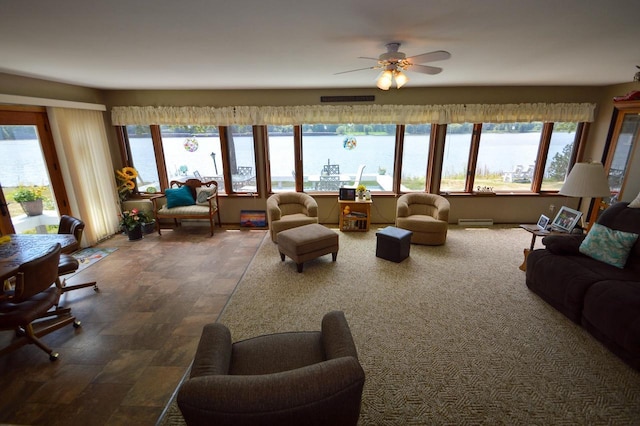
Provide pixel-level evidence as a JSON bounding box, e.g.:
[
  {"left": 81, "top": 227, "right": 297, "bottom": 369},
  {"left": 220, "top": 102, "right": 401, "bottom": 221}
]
[
  {"left": 406, "top": 64, "right": 443, "bottom": 75},
  {"left": 357, "top": 56, "right": 380, "bottom": 61},
  {"left": 334, "top": 66, "right": 377, "bottom": 75},
  {"left": 406, "top": 50, "right": 451, "bottom": 64}
]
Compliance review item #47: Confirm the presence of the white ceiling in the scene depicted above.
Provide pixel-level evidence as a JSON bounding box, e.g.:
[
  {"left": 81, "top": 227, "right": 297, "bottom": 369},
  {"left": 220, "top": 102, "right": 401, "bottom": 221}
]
[{"left": 1, "top": 0, "right": 639, "bottom": 91}]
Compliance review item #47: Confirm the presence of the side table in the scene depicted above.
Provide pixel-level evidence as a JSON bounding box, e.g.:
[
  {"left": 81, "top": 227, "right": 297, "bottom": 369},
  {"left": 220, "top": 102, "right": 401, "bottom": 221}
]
[
  {"left": 518, "top": 224, "right": 568, "bottom": 271},
  {"left": 338, "top": 199, "right": 372, "bottom": 232}
]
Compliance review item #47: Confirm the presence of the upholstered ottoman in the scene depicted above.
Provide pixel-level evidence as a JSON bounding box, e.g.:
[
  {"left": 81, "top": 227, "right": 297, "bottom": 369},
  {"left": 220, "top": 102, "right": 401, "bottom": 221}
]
[
  {"left": 376, "top": 226, "right": 412, "bottom": 263},
  {"left": 277, "top": 224, "right": 339, "bottom": 272}
]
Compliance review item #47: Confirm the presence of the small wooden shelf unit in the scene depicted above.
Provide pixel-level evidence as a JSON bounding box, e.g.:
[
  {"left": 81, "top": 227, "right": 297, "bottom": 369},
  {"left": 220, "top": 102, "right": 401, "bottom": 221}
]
[{"left": 338, "top": 199, "right": 372, "bottom": 232}]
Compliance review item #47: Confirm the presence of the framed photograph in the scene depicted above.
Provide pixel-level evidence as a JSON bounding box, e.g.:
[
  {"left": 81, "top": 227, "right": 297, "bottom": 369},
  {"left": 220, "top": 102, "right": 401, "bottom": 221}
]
[
  {"left": 551, "top": 206, "right": 582, "bottom": 233},
  {"left": 536, "top": 214, "right": 549, "bottom": 230},
  {"left": 339, "top": 187, "right": 356, "bottom": 201}
]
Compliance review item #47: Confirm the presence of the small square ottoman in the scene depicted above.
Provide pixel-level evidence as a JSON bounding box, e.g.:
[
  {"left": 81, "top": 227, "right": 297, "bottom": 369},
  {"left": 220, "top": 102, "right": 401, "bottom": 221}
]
[
  {"left": 277, "top": 224, "right": 339, "bottom": 272},
  {"left": 376, "top": 226, "right": 412, "bottom": 263}
]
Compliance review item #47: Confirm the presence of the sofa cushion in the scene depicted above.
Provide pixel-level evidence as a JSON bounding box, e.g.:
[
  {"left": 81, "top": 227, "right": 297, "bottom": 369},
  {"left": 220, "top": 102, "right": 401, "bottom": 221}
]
[
  {"left": 579, "top": 223, "right": 639, "bottom": 269},
  {"left": 165, "top": 185, "right": 195, "bottom": 209},
  {"left": 195, "top": 187, "right": 217, "bottom": 208}
]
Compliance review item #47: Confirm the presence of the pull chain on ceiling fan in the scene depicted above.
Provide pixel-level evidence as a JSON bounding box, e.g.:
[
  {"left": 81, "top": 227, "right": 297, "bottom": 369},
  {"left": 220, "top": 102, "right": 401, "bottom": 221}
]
[{"left": 336, "top": 42, "right": 451, "bottom": 90}]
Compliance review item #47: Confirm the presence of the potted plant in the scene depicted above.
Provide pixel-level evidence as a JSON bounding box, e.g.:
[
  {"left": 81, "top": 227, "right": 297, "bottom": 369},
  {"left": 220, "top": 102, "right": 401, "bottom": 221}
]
[
  {"left": 356, "top": 184, "right": 367, "bottom": 200},
  {"left": 141, "top": 212, "right": 156, "bottom": 234},
  {"left": 119, "top": 208, "right": 147, "bottom": 240},
  {"left": 13, "top": 185, "right": 46, "bottom": 216}
]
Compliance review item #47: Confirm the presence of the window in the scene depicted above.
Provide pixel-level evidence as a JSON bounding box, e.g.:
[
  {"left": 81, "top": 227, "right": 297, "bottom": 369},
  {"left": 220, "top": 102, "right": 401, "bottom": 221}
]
[
  {"left": 541, "top": 122, "right": 578, "bottom": 191},
  {"left": 267, "top": 125, "right": 296, "bottom": 192},
  {"left": 159, "top": 125, "right": 222, "bottom": 186},
  {"left": 118, "top": 117, "right": 586, "bottom": 199},
  {"left": 401, "top": 124, "right": 431, "bottom": 192},
  {"left": 126, "top": 125, "right": 160, "bottom": 192},
  {"left": 301, "top": 123, "right": 396, "bottom": 192},
  {"left": 441, "top": 123, "right": 473, "bottom": 192},
  {"left": 225, "top": 125, "right": 257, "bottom": 193},
  {"left": 475, "top": 122, "right": 543, "bottom": 191}
]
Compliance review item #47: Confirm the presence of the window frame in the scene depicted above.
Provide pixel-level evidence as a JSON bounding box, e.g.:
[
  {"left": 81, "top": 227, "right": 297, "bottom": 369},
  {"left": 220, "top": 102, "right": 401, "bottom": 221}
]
[{"left": 117, "top": 118, "right": 588, "bottom": 198}]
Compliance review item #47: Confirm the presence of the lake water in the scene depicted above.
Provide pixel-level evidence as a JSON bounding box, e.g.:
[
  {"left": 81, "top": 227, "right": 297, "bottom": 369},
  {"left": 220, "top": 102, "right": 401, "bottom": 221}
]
[{"left": 0, "top": 133, "right": 574, "bottom": 188}]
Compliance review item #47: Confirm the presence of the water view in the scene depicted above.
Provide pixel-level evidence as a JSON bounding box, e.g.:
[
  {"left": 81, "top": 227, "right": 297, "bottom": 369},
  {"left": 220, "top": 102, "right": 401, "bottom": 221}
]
[{"left": 1, "top": 132, "right": 574, "bottom": 192}]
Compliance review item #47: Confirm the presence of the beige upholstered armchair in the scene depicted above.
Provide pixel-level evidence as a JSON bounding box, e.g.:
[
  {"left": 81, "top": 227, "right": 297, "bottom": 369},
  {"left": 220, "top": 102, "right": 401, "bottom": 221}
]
[
  {"left": 177, "top": 311, "right": 365, "bottom": 426},
  {"left": 395, "top": 193, "right": 450, "bottom": 245},
  {"left": 266, "top": 192, "right": 318, "bottom": 242}
]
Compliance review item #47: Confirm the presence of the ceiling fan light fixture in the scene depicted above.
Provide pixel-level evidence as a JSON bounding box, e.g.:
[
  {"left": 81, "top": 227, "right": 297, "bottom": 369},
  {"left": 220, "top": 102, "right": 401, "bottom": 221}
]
[
  {"left": 394, "top": 71, "right": 409, "bottom": 88},
  {"left": 377, "top": 70, "right": 393, "bottom": 90}
]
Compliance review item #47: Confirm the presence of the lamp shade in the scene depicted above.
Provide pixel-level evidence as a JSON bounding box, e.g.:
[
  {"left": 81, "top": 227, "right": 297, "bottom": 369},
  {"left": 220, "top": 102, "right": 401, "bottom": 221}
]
[{"left": 558, "top": 162, "right": 611, "bottom": 198}]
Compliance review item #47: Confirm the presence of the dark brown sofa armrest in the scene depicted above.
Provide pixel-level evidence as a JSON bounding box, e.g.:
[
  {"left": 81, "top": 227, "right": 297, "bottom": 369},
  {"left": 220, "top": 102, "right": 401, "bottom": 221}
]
[
  {"left": 190, "top": 323, "right": 233, "bottom": 379},
  {"left": 541, "top": 234, "right": 585, "bottom": 255},
  {"left": 321, "top": 311, "right": 359, "bottom": 360},
  {"left": 178, "top": 357, "right": 365, "bottom": 426}
]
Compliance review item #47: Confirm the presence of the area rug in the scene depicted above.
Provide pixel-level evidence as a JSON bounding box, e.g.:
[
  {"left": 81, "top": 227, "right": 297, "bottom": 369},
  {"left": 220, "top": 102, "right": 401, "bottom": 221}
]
[
  {"left": 67, "top": 247, "right": 117, "bottom": 277},
  {"left": 159, "top": 226, "right": 640, "bottom": 425}
]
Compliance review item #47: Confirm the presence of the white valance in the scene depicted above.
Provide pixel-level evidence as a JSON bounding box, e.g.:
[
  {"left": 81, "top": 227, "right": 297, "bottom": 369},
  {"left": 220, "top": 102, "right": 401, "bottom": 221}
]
[{"left": 111, "top": 103, "right": 596, "bottom": 126}]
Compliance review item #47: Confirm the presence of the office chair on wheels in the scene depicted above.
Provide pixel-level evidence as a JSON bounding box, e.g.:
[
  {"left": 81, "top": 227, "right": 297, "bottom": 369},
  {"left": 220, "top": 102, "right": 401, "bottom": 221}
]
[
  {"left": 56, "top": 215, "right": 98, "bottom": 294},
  {"left": 0, "top": 243, "right": 81, "bottom": 361}
]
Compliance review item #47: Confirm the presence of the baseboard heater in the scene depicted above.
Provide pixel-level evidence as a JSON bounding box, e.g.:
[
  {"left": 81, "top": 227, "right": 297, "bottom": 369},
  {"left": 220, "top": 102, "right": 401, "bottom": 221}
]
[{"left": 458, "top": 218, "right": 494, "bottom": 226}]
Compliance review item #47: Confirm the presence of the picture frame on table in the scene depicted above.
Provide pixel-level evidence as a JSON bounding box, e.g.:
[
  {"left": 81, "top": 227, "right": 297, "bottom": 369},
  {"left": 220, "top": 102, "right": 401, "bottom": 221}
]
[
  {"left": 550, "top": 206, "right": 582, "bottom": 233},
  {"left": 536, "top": 214, "right": 550, "bottom": 231},
  {"left": 339, "top": 187, "right": 356, "bottom": 201}
]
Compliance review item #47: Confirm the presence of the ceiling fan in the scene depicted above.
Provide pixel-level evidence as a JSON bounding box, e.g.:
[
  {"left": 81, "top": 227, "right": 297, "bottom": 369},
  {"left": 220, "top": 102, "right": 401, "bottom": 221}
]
[{"left": 336, "top": 42, "right": 451, "bottom": 90}]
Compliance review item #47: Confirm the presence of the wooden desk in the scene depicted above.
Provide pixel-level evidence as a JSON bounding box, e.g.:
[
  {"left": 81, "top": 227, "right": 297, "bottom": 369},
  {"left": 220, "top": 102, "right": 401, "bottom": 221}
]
[{"left": 0, "top": 234, "right": 77, "bottom": 281}]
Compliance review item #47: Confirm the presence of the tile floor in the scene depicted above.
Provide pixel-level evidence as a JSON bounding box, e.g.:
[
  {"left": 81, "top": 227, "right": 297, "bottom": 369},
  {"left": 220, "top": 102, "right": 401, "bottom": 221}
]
[{"left": 0, "top": 225, "right": 266, "bottom": 425}]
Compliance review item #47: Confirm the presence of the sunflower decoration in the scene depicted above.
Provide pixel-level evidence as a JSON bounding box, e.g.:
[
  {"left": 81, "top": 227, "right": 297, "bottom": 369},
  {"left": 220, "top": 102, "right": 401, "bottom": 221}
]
[{"left": 116, "top": 166, "right": 139, "bottom": 201}]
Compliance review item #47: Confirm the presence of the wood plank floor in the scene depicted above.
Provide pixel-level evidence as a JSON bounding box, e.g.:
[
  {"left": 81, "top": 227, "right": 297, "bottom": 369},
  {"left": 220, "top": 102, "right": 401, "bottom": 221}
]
[{"left": 0, "top": 226, "right": 267, "bottom": 425}]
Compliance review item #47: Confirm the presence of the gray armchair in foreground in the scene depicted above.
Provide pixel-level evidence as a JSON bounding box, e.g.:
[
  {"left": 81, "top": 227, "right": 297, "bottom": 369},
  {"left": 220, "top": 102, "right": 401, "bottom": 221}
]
[{"left": 177, "top": 311, "right": 365, "bottom": 426}]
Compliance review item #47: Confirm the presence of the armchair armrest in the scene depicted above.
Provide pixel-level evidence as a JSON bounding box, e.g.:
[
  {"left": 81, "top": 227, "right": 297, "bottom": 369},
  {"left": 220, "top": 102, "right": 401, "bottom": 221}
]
[
  {"left": 302, "top": 197, "right": 318, "bottom": 218},
  {"left": 434, "top": 196, "right": 450, "bottom": 221},
  {"left": 266, "top": 197, "right": 282, "bottom": 221},
  {"left": 542, "top": 234, "right": 585, "bottom": 255},
  {"left": 321, "top": 311, "right": 359, "bottom": 359},
  {"left": 396, "top": 198, "right": 410, "bottom": 218},
  {"left": 190, "top": 323, "right": 233, "bottom": 378}
]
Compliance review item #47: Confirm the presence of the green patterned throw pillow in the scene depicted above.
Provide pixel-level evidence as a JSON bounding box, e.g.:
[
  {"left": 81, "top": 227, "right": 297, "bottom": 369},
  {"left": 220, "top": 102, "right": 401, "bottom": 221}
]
[{"left": 579, "top": 223, "right": 639, "bottom": 268}]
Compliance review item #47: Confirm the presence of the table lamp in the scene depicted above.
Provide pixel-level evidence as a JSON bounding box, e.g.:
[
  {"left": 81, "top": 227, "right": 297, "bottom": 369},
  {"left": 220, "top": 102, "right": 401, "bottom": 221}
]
[{"left": 558, "top": 162, "right": 611, "bottom": 228}]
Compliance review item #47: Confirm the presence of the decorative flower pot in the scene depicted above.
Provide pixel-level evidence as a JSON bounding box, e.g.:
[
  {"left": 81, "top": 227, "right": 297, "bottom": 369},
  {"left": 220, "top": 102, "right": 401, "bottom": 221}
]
[
  {"left": 127, "top": 225, "right": 143, "bottom": 241},
  {"left": 142, "top": 221, "right": 156, "bottom": 234},
  {"left": 20, "top": 199, "right": 44, "bottom": 216}
]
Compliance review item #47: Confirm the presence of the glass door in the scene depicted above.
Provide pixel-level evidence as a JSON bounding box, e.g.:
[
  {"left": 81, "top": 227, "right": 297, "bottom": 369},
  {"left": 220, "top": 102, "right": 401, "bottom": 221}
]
[
  {"left": 588, "top": 101, "right": 640, "bottom": 225},
  {"left": 0, "top": 108, "right": 70, "bottom": 235}
]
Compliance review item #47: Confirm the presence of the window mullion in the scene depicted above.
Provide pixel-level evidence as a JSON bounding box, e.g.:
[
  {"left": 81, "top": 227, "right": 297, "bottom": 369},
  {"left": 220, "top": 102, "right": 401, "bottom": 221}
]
[{"left": 465, "top": 123, "right": 482, "bottom": 193}]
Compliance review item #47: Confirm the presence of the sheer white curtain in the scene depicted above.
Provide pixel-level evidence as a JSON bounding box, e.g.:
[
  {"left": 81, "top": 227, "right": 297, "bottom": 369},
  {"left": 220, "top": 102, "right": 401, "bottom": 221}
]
[{"left": 48, "top": 107, "right": 120, "bottom": 246}]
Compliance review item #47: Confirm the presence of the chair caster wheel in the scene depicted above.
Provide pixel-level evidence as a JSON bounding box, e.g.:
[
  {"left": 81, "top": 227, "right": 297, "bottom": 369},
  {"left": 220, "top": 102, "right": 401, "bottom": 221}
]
[
  {"left": 73, "top": 320, "right": 81, "bottom": 328},
  {"left": 49, "top": 352, "right": 59, "bottom": 361}
]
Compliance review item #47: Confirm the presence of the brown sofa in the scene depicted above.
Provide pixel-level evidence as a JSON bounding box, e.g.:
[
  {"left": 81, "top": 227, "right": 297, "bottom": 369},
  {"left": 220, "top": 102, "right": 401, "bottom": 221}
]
[
  {"left": 526, "top": 202, "right": 640, "bottom": 370},
  {"left": 177, "top": 311, "right": 365, "bottom": 425}
]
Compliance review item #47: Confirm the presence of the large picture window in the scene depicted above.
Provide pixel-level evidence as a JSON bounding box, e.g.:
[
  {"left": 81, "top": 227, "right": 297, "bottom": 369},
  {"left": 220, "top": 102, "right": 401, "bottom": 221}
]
[
  {"left": 301, "top": 123, "right": 396, "bottom": 192},
  {"left": 117, "top": 117, "right": 586, "bottom": 198},
  {"left": 475, "top": 122, "right": 543, "bottom": 191}
]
